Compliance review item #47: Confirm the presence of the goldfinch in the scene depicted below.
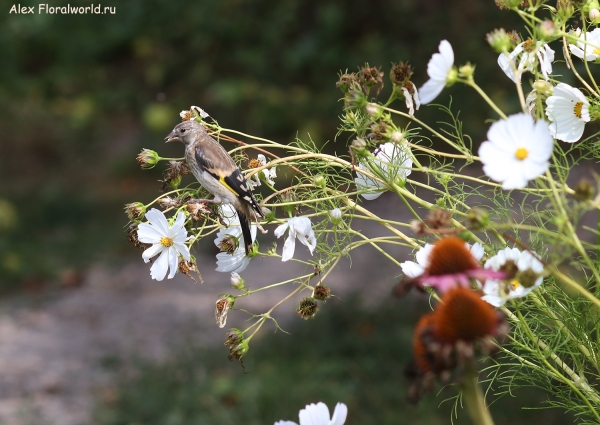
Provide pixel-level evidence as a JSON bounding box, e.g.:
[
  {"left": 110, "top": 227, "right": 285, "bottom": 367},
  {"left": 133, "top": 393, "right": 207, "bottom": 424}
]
[{"left": 165, "top": 120, "right": 264, "bottom": 255}]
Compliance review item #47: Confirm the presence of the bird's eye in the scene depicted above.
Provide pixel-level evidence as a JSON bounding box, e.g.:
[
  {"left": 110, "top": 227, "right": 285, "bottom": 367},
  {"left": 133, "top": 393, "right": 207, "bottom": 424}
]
[{"left": 180, "top": 129, "right": 186, "bottom": 133}]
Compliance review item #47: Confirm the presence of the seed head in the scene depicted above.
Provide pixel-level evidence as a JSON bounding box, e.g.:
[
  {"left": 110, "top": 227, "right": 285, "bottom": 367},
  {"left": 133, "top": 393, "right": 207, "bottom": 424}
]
[
  {"left": 313, "top": 284, "right": 331, "bottom": 301},
  {"left": 218, "top": 235, "right": 238, "bottom": 255},
  {"left": 297, "top": 297, "right": 318, "bottom": 320},
  {"left": 390, "top": 62, "right": 414, "bottom": 86}
]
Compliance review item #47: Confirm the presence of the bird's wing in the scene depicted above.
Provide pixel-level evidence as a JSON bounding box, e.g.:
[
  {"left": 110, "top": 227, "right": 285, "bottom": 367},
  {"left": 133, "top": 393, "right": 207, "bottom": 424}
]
[{"left": 194, "top": 139, "right": 264, "bottom": 217}]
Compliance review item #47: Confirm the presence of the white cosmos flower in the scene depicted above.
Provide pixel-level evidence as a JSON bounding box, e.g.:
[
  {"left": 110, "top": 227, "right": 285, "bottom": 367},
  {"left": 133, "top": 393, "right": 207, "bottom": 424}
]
[
  {"left": 354, "top": 142, "right": 413, "bottom": 200},
  {"left": 546, "top": 83, "right": 590, "bottom": 143},
  {"left": 214, "top": 204, "right": 257, "bottom": 273},
  {"left": 137, "top": 209, "right": 190, "bottom": 281},
  {"left": 498, "top": 41, "right": 554, "bottom": 83},
  {"left": 480, "top": 247, "right": 544, "bottom": 307},
  {"left": 419, "top": 40, "right": 455, "bottom": 104},
  {"left": 569, "top": 28, "right": 600, "bottom": 61},
  {"left": 275, "top": 402, "right": 348, "bottom": 425},
  {"left": 478, "top": 113, "right": 553, "bottom": 190},
  {"left": 274, "top": 216, "right": 316, "bottom": 262},
  {"left": 401, "top": 241, "right": 484, "bottom": 279}
]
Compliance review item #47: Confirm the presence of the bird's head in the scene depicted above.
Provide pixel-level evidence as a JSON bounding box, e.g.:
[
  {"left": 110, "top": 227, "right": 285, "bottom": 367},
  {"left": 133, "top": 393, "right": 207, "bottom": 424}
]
[{"left": 164, "top": 120, "right": 206, "bottom": 146}]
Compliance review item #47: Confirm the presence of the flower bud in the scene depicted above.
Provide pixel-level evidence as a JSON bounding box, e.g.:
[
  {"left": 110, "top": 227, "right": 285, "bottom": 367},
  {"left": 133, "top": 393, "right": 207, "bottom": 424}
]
[
  {"left": 366, "top": 103, "right": 383, "bottom": 118},
  {"left": 329, "top": 208, "right": 343, "bottom": 225},
  {"left": 533, "top": 80, "right": 553, "bottom": 94},
  {"left": 344, "top": 86, "right": 368, "bottom": 110},
  {"left": 486, "top": 28, "right": 513, "bottom": 53},
  {"left": 124, "top": 202, "right": 146, "bottom": 221},
  {"left": 230, "top": 272, "right": 246, "bottom": 290},
  {"left": 390, "top": 130, "right": 404, "bottom": 143},
  {"left": 557, "top": 0, "right": 574, "bottom": 22},
  {"left": 458, "top": 63, "right": 475, "bottom": 78},
  {"left": 466, "top": 207, "right": 490, "bottom": 230},
  {"left": 350, "top": 138, "right": 368, "bottom": 159},
  {"left": 313, "top": 175, "right": 326, "bottom": 188},
  {"left": 538, "top": 20, "right": 556, "bottom": 39},
  {"left": 297, "top": 297, "right": 318, "bottom": 320},
  {"left": 313, "top": 284, "right": 331, "bottom": 301},
  {"left": 136, "top": 149, "right": 160, "bottom": 169},
  {"left": 168, "top": 174, "right": 182, "bottom": 189},
  {"left": 574, "top": 178, "right": 595, "bottom": 201},
  {"left": 590, "top": 8, "right": 600, "bottom": 22}
]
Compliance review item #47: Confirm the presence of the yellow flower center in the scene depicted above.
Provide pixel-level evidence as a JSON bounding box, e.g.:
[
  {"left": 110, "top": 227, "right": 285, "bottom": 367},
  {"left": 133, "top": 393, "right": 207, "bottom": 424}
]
[
  {"left": 515, "top": 147, "right": 528, "bottom": 161},
  {"left": 160, "top": 237, "right": 174, "bottom": 247},
  {"left": 593, "top": 48, "right": 600, "bottom": 55},
  {"left": 574, "top": 101, "right": 584, "bottom": 119},
  {"left": 509, "top": 279, "right": 520, "bottom": 291}
]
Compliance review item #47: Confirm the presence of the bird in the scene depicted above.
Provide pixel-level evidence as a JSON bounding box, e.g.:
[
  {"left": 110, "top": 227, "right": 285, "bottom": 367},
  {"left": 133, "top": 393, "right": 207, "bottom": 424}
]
[{"left": 165, "top": 120, "right": 264, "bottom": 255}]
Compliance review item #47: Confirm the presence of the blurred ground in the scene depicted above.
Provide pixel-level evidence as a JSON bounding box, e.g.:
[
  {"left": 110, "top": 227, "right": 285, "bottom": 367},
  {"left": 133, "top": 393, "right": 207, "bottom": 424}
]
[{"left": 0, "top": 199, "right": 410, "bottom": 425}]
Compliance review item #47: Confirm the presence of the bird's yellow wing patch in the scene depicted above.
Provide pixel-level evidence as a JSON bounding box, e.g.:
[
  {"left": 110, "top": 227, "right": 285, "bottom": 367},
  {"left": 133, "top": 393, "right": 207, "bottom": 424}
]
[{"left": 219, "top": 176, "right": 239, "bottom": 196}]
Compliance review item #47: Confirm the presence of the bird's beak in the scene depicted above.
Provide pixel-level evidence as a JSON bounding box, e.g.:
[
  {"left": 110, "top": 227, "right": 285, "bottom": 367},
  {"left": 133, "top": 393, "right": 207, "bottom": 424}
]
[{"left": 164, "top": 130, "right": 179, "bottom": 143}]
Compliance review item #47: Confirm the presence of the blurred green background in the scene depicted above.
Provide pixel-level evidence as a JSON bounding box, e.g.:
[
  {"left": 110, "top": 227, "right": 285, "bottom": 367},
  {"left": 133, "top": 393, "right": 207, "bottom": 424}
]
[{"left": 1, "top": 0, "right": 563, "bottom": 423}]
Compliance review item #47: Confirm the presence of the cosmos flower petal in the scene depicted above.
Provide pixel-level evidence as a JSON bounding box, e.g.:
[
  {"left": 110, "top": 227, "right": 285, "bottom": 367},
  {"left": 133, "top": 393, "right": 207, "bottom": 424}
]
[
  {"left": 137, "top": 223, "right": 164, "bottom": 244},
  {"left": 142, "top": 243, "right": 164, "bottom": 263},
  {"left": 173, "top": 242, "right": 191, "bottom": 261},
  {"left": 281, "top": 234, "right": 297, "bottom": 262},
  {"left": 401, "top": 261, "right": 424, "bottom": 278},
  {"left": 330, "top": 403, "right": 348, "bottom": 425},
  {"left": 150, "top": 250, "right": 170, "bottom": 281},
  {"left": 167, "top": 247, "right": 179, "bottom": 279},
  {"left": 145, "top": 208, "right": 170, "bottom": 235},
  {"left": 419, "top": 40, "right": 454, "bottom": 104},
  {"left": 299, "top": 403, "right": 330, "bottom": 425},
  {"left": 274, "top": 222, "right": 290, "bottom": 238}
]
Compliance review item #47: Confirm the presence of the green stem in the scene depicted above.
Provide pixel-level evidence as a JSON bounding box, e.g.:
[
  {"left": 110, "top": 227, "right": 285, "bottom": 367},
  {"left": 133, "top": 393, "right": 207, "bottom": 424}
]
[{"left": 460, "top": 368, "right": 495, "bottom": 425}]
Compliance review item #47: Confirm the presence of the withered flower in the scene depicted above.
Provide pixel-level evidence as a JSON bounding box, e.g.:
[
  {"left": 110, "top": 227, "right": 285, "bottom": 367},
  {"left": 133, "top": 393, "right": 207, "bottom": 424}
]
[
  {"left": 313, "top": 284, "right": 331, "bottom": 301},
  {"left": 162, "top": 160, "right": 191, "bottom": 191},
  {"left": 297, "top": 297, "right": 318, "bottom": 320},
  {"left": 215, "top": 295, "right": 235, "bottom": 328},
  {"left": 187, "top": 200, "right": 212, "bottom": 221}
]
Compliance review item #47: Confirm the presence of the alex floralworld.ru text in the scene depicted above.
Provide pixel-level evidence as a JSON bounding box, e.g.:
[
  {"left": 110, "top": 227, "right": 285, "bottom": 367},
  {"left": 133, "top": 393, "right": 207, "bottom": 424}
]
[{"left": 9, "top": 4, "right": 116, "bottom": 14}]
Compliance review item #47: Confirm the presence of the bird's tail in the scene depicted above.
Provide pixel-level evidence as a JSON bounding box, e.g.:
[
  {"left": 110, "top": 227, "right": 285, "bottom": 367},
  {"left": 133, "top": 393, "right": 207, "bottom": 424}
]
[{"left": 237, "top": 211, "right": 253, "bottom": 255}]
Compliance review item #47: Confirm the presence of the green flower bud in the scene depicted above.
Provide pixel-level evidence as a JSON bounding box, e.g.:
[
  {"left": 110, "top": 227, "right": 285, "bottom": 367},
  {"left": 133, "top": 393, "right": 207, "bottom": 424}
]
[
  {"left": 458, "top": 63, "right": 475, "bottom": 78},
  {"left": 486, "top": 28, "right": 513, "bottom": 53},
  {"left": 314, "top": 175, "right": 327, "bottom": 188},
  {"left": 230, "top": 272, "right": 246, "bottom": 290},
  {"left": 329, "top": 208, "right": 343, "bottom": 225},
  {"left": 168, "top": 174, "right": 182, "bottom": 189},
  {"left": 538, "top": 20, "right": 556, "bottom": 40},
  {"left": 466, "top": 207, "right": 490, "bottom": 230}
]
